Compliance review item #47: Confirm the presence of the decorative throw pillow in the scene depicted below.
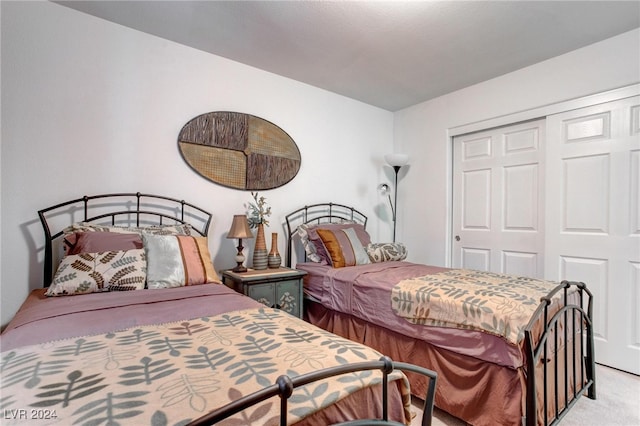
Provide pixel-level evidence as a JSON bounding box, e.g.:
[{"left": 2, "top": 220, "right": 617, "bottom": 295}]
[
  {"left": 68, "top": 232, "right": 143, "bottom": 255},
  {"left": 63, "top": 222, "right": 195, "bottom": 252},
  {"left": 316, "top": 227, "right": 371, "bottom": 268},
  {"left": 46, "top": 249, "right": 147, "bottom": 296},
  {"left": 142, "top": 233, "right": 221, "bottom": 289},
  {"left": 366, "top": 243, "right": 408, "bottom": 263},
  {"left": 297, "top": 224, "right": 324, "bottom": 263},
  {"left": 298, "top": 222, "right": 371, "bottom": 264},
  {"left": 62, "top": 222, "right": 196, "bottom": 237}
]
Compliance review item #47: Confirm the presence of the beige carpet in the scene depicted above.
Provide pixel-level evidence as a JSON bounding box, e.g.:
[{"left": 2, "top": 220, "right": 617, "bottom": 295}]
[{"left": 411, "top": 364, "right": 640, "bottom": 425}]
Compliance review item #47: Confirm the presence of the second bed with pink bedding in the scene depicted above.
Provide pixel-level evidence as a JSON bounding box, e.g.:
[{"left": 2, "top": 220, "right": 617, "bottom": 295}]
[{"left": 285, "top": 202, "right": 596, "bottom": 426}]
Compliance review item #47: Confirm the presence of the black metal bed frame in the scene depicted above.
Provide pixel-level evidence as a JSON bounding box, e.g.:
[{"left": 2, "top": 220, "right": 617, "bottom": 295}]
[
  {"left": 524, "top": 281, "right": 596, "bottom": 425},
  {"left": 284, "top": 202, "right": 597, "bottom": 426},
  {"left": 189, "top": 355, "right": 437, "bottom": 426},
  {"left": 38, "top": 192, "right": 212, "bottom": 287}
]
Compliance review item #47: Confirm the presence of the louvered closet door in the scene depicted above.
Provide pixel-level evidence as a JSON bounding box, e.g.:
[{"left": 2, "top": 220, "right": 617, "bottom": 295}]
[
  {"left": 545, "top": 96, "right": 640, "bottom": 375},
  {"left": 452, "top": 119, "right": 546, "bottom": 277}
]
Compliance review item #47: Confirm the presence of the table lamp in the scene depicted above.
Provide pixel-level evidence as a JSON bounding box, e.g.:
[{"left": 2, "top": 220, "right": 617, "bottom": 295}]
[{"left": 227, "top": 215, "right": 254, "bottom": 272}]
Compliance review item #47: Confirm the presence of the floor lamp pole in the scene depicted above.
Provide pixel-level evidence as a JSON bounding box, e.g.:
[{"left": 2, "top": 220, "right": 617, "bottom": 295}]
[
  {"left": 392, "top": 165, "right": 400, "bottom": 243},
  {"left": 383, "top": 152, "right": 409, "bottom": 244}
]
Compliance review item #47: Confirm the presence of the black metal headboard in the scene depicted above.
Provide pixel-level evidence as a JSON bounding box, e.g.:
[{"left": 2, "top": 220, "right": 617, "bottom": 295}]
[
  {"left": 284, "top": 202, "right": 367, "bottom": 267},
  {"left": 38, "top": 192, "right": 213, "bottom": 287}
]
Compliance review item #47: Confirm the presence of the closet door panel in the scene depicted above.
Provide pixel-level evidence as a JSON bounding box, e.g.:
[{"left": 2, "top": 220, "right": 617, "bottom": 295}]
[
  {"left": 546, "top": 95, "right": 640, "bottom": 375},
  {"left": 452, "top": 119, "right": 545, "bottom": 278}
]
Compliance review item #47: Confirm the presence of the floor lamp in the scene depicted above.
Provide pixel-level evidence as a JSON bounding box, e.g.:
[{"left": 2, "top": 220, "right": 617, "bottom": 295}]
[{"left": 381, "top": 153, "right": 409, "bottom": 242}]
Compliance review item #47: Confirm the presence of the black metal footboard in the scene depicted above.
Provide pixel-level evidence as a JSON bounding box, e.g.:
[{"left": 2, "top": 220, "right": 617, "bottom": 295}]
[
  {"left": 188, "top": 356, "right": 437, "bottom": 426},
  {"left": 523, "top": 280, "right": 596, "bottom": 426}
]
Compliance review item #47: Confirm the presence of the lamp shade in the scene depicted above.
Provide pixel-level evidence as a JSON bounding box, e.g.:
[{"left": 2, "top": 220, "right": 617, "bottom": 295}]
[
  {"left": 384, "top": 153, "right": 409, "bottom": 167},
  {"left": 227, "top": 215, "right": 253, "bottom": 239},
  {"left": 378, "top": 183, "right": 391, "bottom": 195}
]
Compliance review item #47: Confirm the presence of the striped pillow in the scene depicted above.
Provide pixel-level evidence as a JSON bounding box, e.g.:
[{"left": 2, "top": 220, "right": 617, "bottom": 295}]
[
  {"left": 316, "top": 227, "right": 371, "bottom": 268},
  {"left": 142, "top": 233, "right": 221, "bottom": 288},
  {"left": 302, "top": 222, "right": 371, "bottom": 264}
]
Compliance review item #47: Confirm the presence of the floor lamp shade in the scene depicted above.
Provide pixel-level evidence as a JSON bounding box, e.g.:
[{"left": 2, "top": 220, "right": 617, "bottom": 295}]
[{"left": 384, "top": 153, "right": 409, "bottom": 168}]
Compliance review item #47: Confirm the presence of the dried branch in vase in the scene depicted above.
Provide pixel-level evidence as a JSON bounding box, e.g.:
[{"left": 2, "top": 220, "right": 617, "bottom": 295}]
[{"left": 247, "top": 191, "right": 272, "bottom": 228}]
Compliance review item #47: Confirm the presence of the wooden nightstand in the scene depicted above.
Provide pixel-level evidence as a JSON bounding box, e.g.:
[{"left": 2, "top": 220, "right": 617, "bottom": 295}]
[{"left": 221, "top": 267, "right": 307, "bottom": 319}]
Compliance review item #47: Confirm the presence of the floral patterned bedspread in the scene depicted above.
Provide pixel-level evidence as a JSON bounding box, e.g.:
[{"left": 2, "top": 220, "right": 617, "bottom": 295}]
[
  {"left": 1, "top": 307, "right": 409, "bottom": 425},
  {"left": 391, "top": 269, "right": 561, "bottom": 345}
]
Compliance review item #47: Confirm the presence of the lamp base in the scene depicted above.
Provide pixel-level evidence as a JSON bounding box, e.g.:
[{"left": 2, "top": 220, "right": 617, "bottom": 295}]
[
  {"left": 233, "top": 241, "right": 247, "bottom": 273},
  {"left": 232, "top": 264, "right": 247, "bottom": 273}
]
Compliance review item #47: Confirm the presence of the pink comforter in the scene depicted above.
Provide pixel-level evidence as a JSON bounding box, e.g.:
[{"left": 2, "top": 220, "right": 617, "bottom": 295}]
[
  {"left": 298, "top": 261, "right": 525, "bottom": 368},
  {"left": 0, "top": 284, "right": 260, "bottom": 351}
]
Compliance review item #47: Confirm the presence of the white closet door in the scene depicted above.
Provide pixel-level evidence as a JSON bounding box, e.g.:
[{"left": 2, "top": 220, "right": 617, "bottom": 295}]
[
  {"left": 452, "top": 119, "right": 546, "bottom": 277},
  {"left": 545, "top": 96, "right": 640, "bottom": 375}
]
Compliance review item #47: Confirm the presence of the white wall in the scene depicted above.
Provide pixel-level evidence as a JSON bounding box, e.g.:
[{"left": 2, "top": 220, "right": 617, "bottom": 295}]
[
  {"left": 394, "top": 28, "right": 640, "bottom": 267},
  {"left": 0, "top": 1, "right": 394, "bottom": 327},
  {"left": 2, "top": 2, "right": 638, "bottom": 329}
]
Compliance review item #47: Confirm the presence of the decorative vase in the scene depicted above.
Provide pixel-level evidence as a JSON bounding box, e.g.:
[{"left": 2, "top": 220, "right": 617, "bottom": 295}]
[
  {"left": 268, "top": 232, "right": 281, "bottom": 269},
  {"left": 252, "top": 223, "right": 268, "bottom": 270}
]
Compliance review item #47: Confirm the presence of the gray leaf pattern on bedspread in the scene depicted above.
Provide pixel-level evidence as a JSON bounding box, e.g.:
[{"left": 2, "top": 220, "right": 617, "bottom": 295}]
[
  {"left": 1, "top": 307, "right": 410, "bottom": 425},
  {"left": 391, "top": 269, "right": 566, "bottom": 345}
]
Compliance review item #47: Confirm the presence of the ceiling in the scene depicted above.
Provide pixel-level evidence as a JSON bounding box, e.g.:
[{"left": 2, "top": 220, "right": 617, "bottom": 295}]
[{"left": 55, "top": 1, "right": 640, "bottom": 111}]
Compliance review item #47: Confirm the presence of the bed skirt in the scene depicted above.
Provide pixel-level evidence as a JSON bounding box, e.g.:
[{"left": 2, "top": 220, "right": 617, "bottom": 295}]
[{"left": 305, "top": 299, "right": 580, "bottom": 426}]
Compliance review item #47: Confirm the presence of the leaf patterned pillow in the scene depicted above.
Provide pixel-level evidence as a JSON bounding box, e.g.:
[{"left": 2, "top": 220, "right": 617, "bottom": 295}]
[
  {"left": 297, "top": 224, "right": 324, "bottom": 263},
  {"left": 366, "top": 243, "right": 408, "bottom": 263},
  {"left": 46, "top": 249, "right": 146, "bottom": 296}
]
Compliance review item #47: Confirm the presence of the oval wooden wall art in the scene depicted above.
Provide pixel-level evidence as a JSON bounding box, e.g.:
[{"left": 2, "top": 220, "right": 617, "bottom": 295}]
[{"left": 178, "top": 112, "right": 301, "bottom": 190}]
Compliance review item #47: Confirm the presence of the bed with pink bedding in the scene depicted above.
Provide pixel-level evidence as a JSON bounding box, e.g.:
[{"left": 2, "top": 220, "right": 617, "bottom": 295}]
[
  {"left": 1, "top": 193, "right": 438, "bottom": 426},
  {"left": 285, "top": 202, "right": 596, "bottom": 426}
]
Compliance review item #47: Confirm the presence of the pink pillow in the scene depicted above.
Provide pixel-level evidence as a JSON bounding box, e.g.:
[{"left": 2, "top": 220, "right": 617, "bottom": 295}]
[{"left": 68, "top": 232, "right": 143, "bottom": 255}]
